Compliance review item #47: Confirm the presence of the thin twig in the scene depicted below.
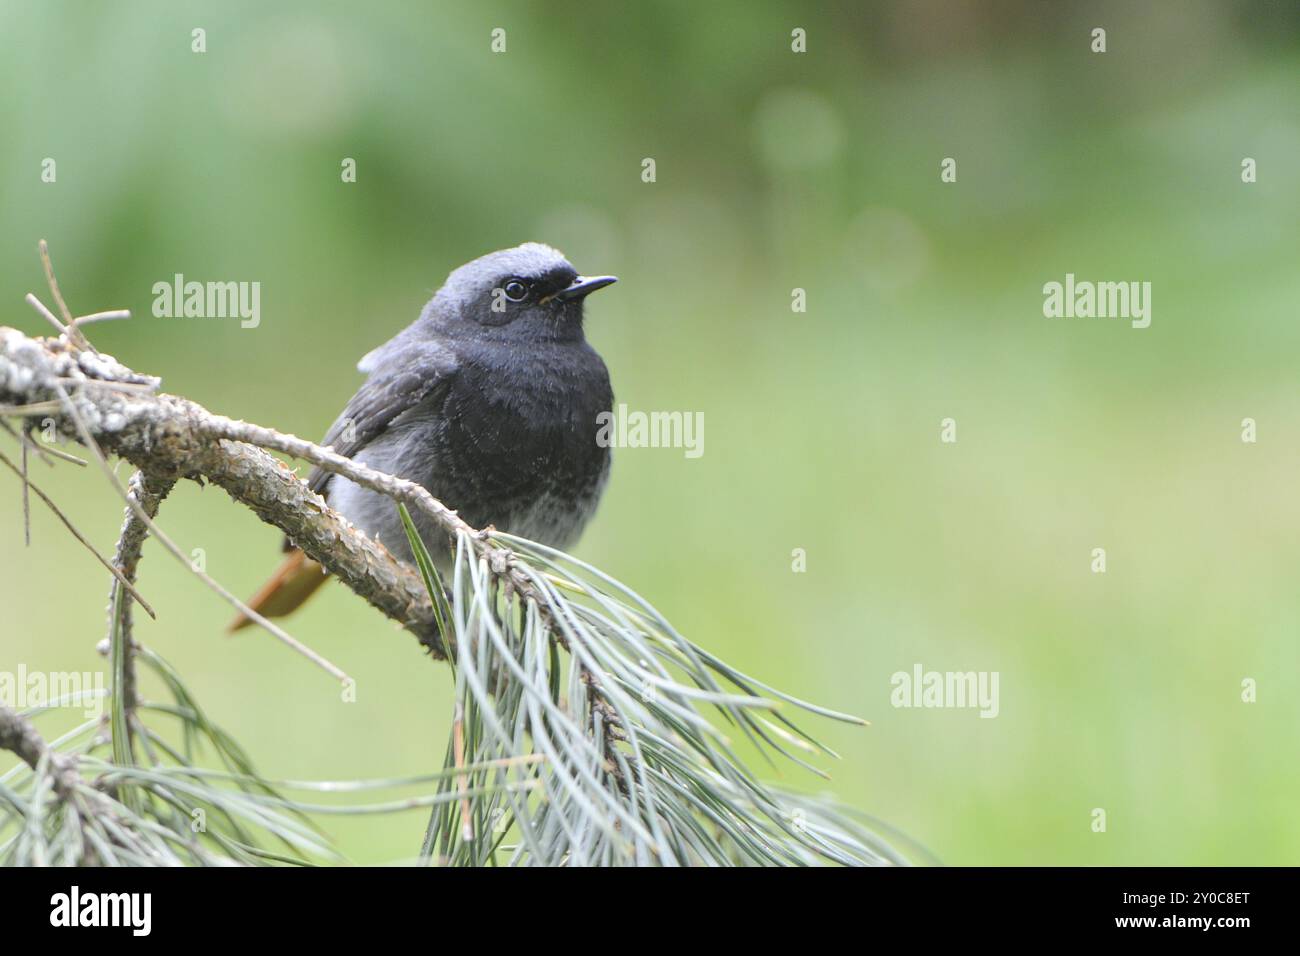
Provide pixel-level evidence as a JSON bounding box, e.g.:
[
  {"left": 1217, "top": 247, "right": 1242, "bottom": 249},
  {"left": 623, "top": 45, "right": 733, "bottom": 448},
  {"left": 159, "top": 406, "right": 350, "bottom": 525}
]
[
  {"left": 38, "top": 240, "right": 73, "bottom": 324},
  {"left": 71, "top": 310, "right": 130, "bottom": 328},
  {"left": 50, "top": 377, "right": 157, "bottom": 395},
  {"left": 25, "top": 293, "right": 67, "bottom": 337},
  {"left": 0, "top": 401, "right": 64, "bottom": 417},
  {"left": 22, "top": 437, "right": 84, "bottom": 467},
  {"left": 37, "top": 240, "right": 96, "bottom": 353},
  {"left": 51, "top": 382, "right": 349, "bottom": 683},
  {"left": 0, "top": 419, "right": 53, "bottom": 467},
  {"left": 0, "top": 418, "right": 88, "bottom": 467},
  {"left": 106, "top": 470, "right": 176, "bottom": 711},
  {"left": 19, "top": 435, "right": 29, "bottom": 545},
  {"left": 0, "top": 445, "right": 156, "bottom": 618}
]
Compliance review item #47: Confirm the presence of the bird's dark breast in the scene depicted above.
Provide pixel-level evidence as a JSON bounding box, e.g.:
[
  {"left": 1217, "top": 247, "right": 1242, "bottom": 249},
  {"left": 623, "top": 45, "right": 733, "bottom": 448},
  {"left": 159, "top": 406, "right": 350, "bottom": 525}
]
[{"left": 429, "top": 347, "right": 612, "bottom": 542}]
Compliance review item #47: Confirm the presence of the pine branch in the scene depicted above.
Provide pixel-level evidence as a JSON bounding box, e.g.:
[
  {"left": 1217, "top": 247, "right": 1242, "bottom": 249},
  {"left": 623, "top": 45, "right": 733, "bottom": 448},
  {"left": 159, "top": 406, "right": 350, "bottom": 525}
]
[
  {"left": 103, "top": 469, "right": 174, "bottom": 715},
  {"left": 0, "top": 324, "right": 445, "bottom": 660},
  {"left": 0, "top": 705, "right": 79, "bottom": 798},
  {"left": 0, "top": 247, "right": 915, "bottom": 867}
]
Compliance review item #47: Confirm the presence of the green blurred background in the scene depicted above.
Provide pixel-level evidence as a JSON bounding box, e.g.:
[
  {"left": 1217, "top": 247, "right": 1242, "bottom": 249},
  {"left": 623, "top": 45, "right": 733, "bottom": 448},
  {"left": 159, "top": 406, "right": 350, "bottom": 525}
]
[{"left": 2, "top": 0, "right": 1298, "bottom": 865}]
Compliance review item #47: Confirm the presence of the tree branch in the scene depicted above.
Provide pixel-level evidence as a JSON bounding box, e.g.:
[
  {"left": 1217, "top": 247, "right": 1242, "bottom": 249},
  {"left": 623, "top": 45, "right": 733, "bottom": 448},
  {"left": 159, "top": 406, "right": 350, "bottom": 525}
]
[
  {"left": 0, "top": 325, "right": 445, "bottom": 658},
  {"left": 0, "top": 704, "right": 80, "bottom": 797},
  {"left": 105, "top": 470, "right": 175, "bottom": 718}
]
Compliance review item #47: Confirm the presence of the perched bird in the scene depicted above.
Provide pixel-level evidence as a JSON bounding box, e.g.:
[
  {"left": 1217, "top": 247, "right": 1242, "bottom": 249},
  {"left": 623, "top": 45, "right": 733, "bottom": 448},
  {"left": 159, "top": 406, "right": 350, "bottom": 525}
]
[{"left": 230, "top": 243, "right": 617, "bottom": 630}]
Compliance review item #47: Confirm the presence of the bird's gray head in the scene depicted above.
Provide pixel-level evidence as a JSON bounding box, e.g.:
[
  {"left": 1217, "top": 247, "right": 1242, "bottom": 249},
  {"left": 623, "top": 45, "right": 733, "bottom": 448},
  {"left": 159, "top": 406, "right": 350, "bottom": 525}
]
[{"left": 425, "top": 243, "right": 616, "bottom": 344}]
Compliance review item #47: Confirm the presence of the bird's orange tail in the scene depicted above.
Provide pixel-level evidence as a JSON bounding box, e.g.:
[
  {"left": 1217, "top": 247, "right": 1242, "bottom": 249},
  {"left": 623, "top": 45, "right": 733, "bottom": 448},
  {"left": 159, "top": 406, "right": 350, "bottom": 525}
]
[{"left": 227, "top": 549, "right": 329, "bottom": 633}]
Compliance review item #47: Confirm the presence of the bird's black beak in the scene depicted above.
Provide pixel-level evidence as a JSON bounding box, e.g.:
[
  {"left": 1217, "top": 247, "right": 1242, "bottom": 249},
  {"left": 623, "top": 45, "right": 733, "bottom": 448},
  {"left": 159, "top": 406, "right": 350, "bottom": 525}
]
[{"left": 555, "top": 275, "right": 618, "bottom": 302}]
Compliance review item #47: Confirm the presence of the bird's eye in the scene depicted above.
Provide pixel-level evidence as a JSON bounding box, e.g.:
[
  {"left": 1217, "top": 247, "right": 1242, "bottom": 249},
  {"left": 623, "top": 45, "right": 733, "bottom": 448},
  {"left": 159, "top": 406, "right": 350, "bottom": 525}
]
[{"left": 502, "top": 279, "right": 529, "bottom": 302}]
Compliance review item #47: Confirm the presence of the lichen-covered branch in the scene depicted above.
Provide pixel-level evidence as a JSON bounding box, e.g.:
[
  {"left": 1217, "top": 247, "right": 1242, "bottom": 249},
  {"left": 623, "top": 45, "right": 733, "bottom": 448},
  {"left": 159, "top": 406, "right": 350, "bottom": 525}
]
[
  {"left": 0, "top": 326, "right": 443, "bottom": 657},
  {"left": 0, "top": 704, "right": 79, "bottom": 797},
  {"left": 105, "top": 470, "right": 175, "bottom": 714}
]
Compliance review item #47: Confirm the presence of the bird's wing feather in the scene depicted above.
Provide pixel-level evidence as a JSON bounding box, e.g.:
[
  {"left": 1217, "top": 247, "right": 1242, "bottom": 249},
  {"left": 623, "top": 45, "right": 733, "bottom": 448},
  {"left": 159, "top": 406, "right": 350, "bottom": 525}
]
[{"left": 306, "top": 340, "right": 460, "bottom": 498}]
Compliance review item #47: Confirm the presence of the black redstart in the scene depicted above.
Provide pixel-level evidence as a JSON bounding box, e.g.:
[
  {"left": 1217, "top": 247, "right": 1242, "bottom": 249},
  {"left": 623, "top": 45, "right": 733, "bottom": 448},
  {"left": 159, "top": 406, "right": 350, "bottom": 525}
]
[{"left": 231, "top": 243, "right": 616, "bottom": 628}]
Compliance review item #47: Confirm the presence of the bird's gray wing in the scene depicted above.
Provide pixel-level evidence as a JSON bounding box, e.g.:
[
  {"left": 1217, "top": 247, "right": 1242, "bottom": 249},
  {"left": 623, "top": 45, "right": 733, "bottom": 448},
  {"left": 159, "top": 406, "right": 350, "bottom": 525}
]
[{"left": 304, "top": 340, "right": 460, "bottom": 498}]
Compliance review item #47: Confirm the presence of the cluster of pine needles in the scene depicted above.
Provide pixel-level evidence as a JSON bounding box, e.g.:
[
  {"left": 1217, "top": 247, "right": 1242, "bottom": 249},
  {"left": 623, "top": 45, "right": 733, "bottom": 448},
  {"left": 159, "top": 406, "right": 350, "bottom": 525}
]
[{"left": 2, "top": 523, "right": 919, "bottom": 865}]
